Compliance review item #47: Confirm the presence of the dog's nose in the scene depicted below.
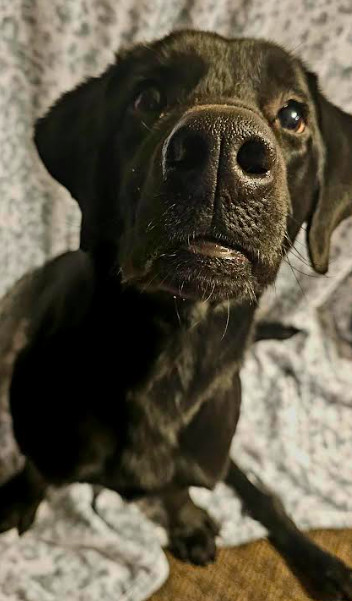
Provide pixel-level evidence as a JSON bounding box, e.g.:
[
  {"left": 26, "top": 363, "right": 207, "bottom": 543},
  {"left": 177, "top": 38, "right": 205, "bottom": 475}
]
[
  {"left": 236, "top": 139, "right": 272, "bottom": 175},
  {"left": 162, "top": 106, "right": 276, "bottom": 183},
  {"left": 163, "top": 128, "right": 209, "bottom": 172}
]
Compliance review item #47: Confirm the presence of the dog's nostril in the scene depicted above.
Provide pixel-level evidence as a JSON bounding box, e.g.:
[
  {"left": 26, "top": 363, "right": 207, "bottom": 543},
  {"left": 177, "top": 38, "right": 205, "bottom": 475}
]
[
  {"left": 237, "top": 139, "right": 272, "bottom": 176},
  {"left": 164, "top": 128, "right": 209, "bottom": 172}
]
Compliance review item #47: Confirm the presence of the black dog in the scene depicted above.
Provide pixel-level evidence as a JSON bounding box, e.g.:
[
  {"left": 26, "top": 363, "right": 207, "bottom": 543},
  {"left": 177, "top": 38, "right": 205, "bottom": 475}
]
[{"left": 2, "top": 31, "right": 352, "bottom": 599}]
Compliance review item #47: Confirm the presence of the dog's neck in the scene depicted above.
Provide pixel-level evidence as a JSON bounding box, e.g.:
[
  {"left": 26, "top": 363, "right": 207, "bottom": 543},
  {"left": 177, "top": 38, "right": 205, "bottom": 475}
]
[{"left": 89, "top": 247, "right": 258, "bottom": 342}]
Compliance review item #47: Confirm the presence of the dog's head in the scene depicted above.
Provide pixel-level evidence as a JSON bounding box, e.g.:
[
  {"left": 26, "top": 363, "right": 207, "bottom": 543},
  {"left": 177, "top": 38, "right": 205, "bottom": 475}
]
[{"left": 34, "top": 31, "right": 352, "bottom": 302}]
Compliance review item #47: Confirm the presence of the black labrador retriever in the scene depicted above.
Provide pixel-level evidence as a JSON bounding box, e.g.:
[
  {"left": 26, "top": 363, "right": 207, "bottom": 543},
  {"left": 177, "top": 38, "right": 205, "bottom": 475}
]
[{"left": 2, "top": 30, "right": 352, "bottom": 599}]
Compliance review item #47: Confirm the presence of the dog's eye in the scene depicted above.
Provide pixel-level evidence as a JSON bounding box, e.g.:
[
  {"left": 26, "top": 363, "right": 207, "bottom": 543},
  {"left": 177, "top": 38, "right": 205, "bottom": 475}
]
[
  {"left": 277, "top": 100, "right": 306, "bottom": 133},
  {"left": 133, "top": 86, "right": 165, "bottom": 114}
]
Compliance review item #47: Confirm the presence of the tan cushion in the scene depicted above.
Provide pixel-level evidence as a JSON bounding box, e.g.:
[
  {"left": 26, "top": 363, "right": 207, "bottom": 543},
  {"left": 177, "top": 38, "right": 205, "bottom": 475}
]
[{"left": 151, "top": 530, "right": 352, "bottom": 601}]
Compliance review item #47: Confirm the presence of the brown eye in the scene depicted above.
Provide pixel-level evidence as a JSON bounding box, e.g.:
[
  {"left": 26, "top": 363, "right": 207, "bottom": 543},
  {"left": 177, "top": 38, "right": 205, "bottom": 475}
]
[
  {"left": 133, "top": 86, "right": 165, "bottom": 114},
  {"left": 277, "top": 100, "right": 306, "bottom": 133}
]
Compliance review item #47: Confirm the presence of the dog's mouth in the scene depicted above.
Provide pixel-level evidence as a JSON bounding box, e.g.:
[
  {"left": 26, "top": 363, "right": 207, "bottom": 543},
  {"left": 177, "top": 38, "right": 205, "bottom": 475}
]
[
  {"left": 124, "top": 234, "right": 266, "bottom": 302},
  {"left": 185, "top": 237, "right": 250, "bottom": 263}
]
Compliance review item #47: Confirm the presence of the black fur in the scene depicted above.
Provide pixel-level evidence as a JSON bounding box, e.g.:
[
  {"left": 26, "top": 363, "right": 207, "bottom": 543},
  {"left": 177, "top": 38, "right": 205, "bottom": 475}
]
[{"left": 3, "top": 31, "right": 352, "bottom": 599}]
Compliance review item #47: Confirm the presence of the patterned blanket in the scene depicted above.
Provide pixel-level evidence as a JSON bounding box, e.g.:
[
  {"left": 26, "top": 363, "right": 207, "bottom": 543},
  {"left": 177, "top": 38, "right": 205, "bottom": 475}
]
[{"left": 1, "top": 1, "right": 352, "bottom": 599}]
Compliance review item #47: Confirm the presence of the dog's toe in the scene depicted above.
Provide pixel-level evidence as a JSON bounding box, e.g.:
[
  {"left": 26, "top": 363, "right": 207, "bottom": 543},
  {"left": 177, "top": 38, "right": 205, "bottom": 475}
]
[
  {"left": 0, "top": 498, "right": 39, "bottom": 535},
  {"left": 0, "top": 464, "right": 45, "bottom": 536},
  {"left": 318, "top": 558, "right": 352, "bottom": 601},
  {"left": 169, "top": 506, "right": 219, "bottom": 566},
  {"left": 170, "top": 524, "right": 217, "bottom": 566},
  {"left": 292, "top": 546, "right": 352, "bottom": 601}
]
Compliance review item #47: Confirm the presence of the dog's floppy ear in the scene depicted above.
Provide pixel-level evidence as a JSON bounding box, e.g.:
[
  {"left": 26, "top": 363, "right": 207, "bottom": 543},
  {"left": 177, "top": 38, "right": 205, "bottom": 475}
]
[
  {"left": 34, "top": 66, "right": 116, "bottom": 211},
  {"left": 307, "top": 73, "right": 352, "bottom": 274}
]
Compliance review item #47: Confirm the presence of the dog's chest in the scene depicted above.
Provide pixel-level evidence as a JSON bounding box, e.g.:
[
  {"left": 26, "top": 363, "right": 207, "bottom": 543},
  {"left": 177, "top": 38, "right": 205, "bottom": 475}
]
[{"left": 110, "top": 304, "right": 250, "bottom": 493}]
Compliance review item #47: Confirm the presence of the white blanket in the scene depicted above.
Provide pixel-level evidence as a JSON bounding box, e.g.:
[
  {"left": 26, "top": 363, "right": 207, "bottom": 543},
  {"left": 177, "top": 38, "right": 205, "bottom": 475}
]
[{"left": 1, "top": 1, "right": 352, "bottom": 599}]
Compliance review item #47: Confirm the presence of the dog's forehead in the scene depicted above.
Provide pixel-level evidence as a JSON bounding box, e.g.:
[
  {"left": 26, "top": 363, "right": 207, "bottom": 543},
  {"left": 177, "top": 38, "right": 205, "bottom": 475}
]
[{"left": 152, "top": 32, "right": 307, "bottom": 103}]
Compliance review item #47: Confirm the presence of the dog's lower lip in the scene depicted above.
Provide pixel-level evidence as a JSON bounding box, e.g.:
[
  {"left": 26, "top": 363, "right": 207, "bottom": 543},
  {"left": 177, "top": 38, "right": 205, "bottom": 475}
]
[{"left": 185, "top": 240, "right": 249, "bottom": 262}]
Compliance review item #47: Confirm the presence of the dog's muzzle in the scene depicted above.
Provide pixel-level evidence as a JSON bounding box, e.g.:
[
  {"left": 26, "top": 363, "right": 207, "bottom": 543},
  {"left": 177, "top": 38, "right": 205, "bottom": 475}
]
[
  {"left": 121, "top": 104, "right": 286, "bottom": 301},
  {"left": 162, "top": 104, "right": 277, "bottom": 192}
]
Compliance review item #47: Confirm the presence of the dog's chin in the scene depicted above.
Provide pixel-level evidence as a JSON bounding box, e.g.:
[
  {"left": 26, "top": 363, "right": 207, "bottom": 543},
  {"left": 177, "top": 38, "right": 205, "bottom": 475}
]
[
  {"left": 147, "top": 274, "right": 256, "bottom": 303},
  {"left": 123, "top": 242, "right": 276, "bottom": 303}
]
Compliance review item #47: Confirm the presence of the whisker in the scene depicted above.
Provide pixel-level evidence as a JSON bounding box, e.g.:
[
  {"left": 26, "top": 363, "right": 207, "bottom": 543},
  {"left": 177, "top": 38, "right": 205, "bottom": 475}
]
[
  {"left": 245, "top": 281, "right": 257, "bottom": 304},
  {"left": 140, "top": 272, "right": 159, "bottom": 291},
  {"left": 282, "top": 259, "right": 324, "bottom": 278},
  {"left": 204, "top": 281, "right": 216, "bottom": 303},
  {"left": 286, "top": 40, "right": 307, "bottom": 56},
  {"left": 180, "top": 280, "right": 186, "bottom": 297},
  {"left": 287, "top": 247, "right": 313, "bottom": 269},
  {"left": 285, "top": 255, "right": 308, "bottom": 301},
  {"left": 141, "top": 120, "right": 152, "bottom": 132},
  {"left": 286, "top": 215, "right": 308, "bottom": 231},
  {"left": 174, "top": 296, "right": 182, "bottom": 325},
  {"left": 284, "top": 231, "right": 318, "bottom": 269},
  {"left": 221, "top": 300, "right": 231, "bottom": 341}
]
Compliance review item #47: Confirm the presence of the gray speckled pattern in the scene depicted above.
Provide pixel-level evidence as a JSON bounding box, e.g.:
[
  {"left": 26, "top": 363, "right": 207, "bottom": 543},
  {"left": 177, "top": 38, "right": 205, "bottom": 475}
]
[{"left": 1, "top": 1, "right": 352, "bottom": 599}]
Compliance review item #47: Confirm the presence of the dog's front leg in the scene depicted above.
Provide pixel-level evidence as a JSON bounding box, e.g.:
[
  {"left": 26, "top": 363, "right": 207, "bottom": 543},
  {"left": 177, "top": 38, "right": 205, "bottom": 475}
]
[
  {"left": 161, "top": 489, "right": 219, "bottom": 566},
  {"left": 0, "top": 460, "right": 46, "bottom": 534},
  {"left": 226, "top": 460, "right": 352, "bottom": 600}
]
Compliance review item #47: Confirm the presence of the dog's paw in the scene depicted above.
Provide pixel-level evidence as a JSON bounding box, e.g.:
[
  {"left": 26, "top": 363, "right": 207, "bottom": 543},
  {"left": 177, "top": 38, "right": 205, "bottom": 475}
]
[
  {"left": 306, "top": 554, "right": 352, "bottom": 601},
  {"left": 0, "top": 465, "right": 44, "bottom": 536},
  {"left": 168, "top": 504, "right": 219, "bottom": 566},
  {"left": 286, "top": 540, "right": 352, "bottom": 601},
  {"left": 0, "top": 498, "right": 39, "bottom": 535}
]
